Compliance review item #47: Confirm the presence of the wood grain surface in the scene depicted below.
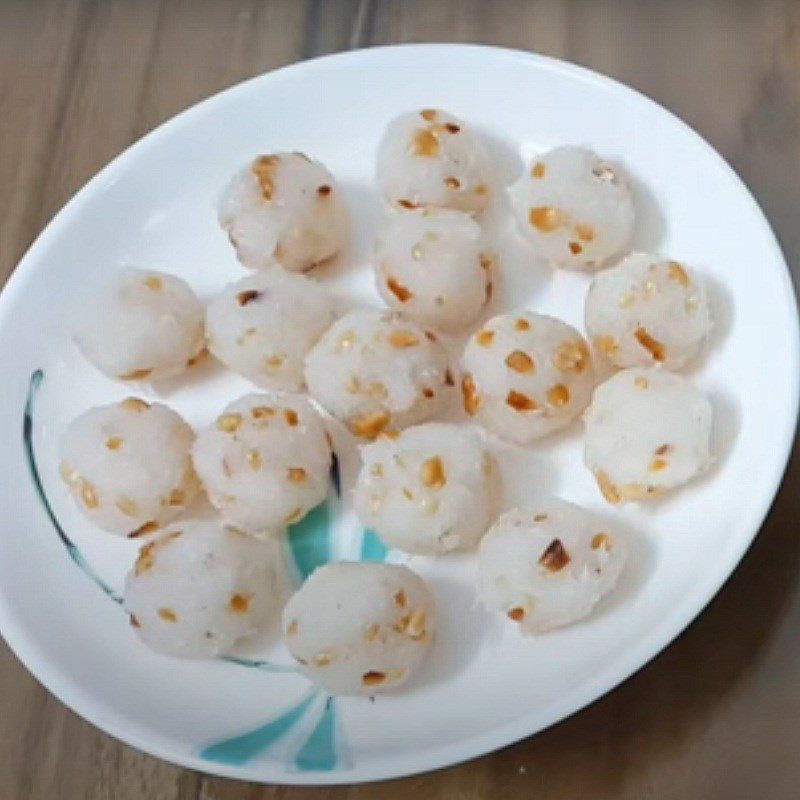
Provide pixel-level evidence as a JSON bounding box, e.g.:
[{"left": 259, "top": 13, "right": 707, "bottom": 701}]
[{"left": 1, "top": 1, "right": 799, "bottom": 797}]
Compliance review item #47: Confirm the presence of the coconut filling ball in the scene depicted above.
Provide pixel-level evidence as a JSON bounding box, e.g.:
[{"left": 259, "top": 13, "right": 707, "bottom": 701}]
[
  {"left": 376, "top": 109, "right": 493, "bottom": 213},
  {"left": 585, "top": 252, "right": 712, "bottom": 370},
  {"left": 218, "top": 152, "right": 348, "bottom": 272},
  {"left": 125, "top": 520, "right": 282, "bottom": 658},
  {"left": 584, "top": 368, "right": 713, "bottom": 503},
  {"left": 477, "top": 499, "right": 627, "bottom": 633},
  {"left": 192, "top": 393, "right": 331, "bottom": 534},
  {"left": 461, "top": 312, "right": 594, "bottom": 444},
  {"left": 374, "top": 208, "right": 496, "bottom": 332},
  {"left": 59, "top": 398, "right": 200, "bottom": 537},
  {"left": 304, "top": 310, "right": 453, "bottom": 439},
  {"left": 354, "top": 423, "right": 500, "bottom": 555},
  {"left": 206, "top": 268, "right": 336, "bottom": 390},
  {"left": 72, "top": 267, "right": 206, "bottom": 382},
  {"left": 509, "top": 146, "right": 634, "bottom": 270},
  {"left": 283, "top": 562, "right": 435, "bottom": 695}
]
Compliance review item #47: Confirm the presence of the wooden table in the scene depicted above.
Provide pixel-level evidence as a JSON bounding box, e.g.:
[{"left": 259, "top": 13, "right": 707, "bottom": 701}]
[{"left": 2, "top": 1, "right": 799, "bottom": 797}]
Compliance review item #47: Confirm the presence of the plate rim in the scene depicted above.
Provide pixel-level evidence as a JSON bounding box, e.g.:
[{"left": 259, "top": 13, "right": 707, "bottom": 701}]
[{"left": 0, "top": 42, "right": 797, "bottom": 785}]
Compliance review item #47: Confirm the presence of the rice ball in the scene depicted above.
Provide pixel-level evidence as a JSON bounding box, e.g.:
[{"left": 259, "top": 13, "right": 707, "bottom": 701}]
[
  {"left": 585, "top": 253, "right": 712, "bottom": 370},
  {"left": 59, "top": 398, "right": 200, "bottom": 537},
  {"left": 509, "top": 146, "right": 634, "bottom": 270},
  {"left": 374, "top": 208, "right": 495, "bottom": 332},
  {"left": 584, "top": 368, "right": 713, "bottom": 503},
  {"left": 72, "top": 268, "right": 205, "bottom": 381},
  {"left": 354, "top": 423, "right": 499, "bottom": 555},
  {"left": 477, "top": 499, "right": 627, "bottom": 633},
  {"left": 283, "top": 562, "right": 435, "bottom": 695},
  {"left": 206, "top": 269, "right": 336, "bottom": 391},
  {"left": 218, "top": 152, "right": 348, "bottom": 272},
  {"left": 125, "top": 520, "right": 281, "bottom": 658},
  {"left": 304, "top": 310, "right": 453, "bottom": 439},
  {"left": 376, "top": 109, "right": 493, "bottom": 214},
  {"left": 192, "top": 393, "right": 331, "bottom": 533},
  {"left": 460, "top": 312, "right": 594, "bottom": 444}
]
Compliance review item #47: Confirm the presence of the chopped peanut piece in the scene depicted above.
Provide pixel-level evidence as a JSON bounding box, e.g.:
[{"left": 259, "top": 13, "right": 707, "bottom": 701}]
[
  {"left": 668, "top": 261, "right": 690, "bottom": 287},
  {"left": 388, "top": 330, "right": 419, "bottom": 348},
  {"left": 569, "top": 241, "right": 583, "bottom": 255},
  {"left": 420, "top": 456, "right": 446, "bottom": 488},
  {"left": 634, "top": 327, "right": 666, "bottom": 362},
  {"left": 595, "top": 336, "right": 619, "bottom": 356},
  {"left": 157, "top": 607, "right": 178, "bottom": 622},
  {"left": 386, "top": 276, "right": 412, "bottom": 302},
  {"left": 506, "top": 390, "right": 538, "bottom": 412},
  {"left": 129, "top": 520, "right": 159, "bottom": 538},
  {"left": 397, "top": 199, "right": 420, "bottom": 210},
  {"left": 144, "top": 275, "right": 163, "bottom": 291},
  {"left": 444, "top": 176, "right": 460, "bottom": 189},
  {"left": 129, "top": 613, "right": 141, "bottom": 628},
  {"left": 531, "top": 162, "right": 545, "bottom": 178},
  {"left": 412, "top": 128, "right": 440, "bottom": 157},
  {"left": 505, "top": 350, "right": 535, "bottom": 373},
  {"left": 406, "top": 609, "right": 427, "bottom": 640},
  {"left": 286, "top": 619, "right": 298, "bottom": 636},
  {"left": 394, "top": 589, "right": 407, "bottom": 608},
  {"left": 362, "top": 671, "right": 386, "bottom": 687},
  {"left": 229, "top": 594, "right": 250, "bottom": 613},
  {"left": 217, "top": 413, "right": 242, "bottom": 433},
  {"left": 251, "top": 406, "right": 275, "bottom": 419},
  {"left": 350, "top": 410, "right": 390, "bottom": 439},
  {"left": 236, "top": 289, "right": 260, "bottom": 306},
  {"left": 539, "top": 538, "right": 571, "bottom": 572},
  {"left": 594, "top": 470, "right": 622, "bottom": 504},
  {"left": 316, "top": 184, "right": 332, "bottom": 197},
  {"left": 576, "top": 223, "right": 595, "bottom": 241},
  {"left": 135, "top": 542, "right": 156, "bottom": 575},
  {"left": 120, "top": 397, "right": 150, "bottom": 412},
  {"left": 420, "top": 108, "right": 437, "bottom": 121},
  {"left": 421, "top": 387, "right": 435, "bottom": 399},
  {"left": 591, "top": 533, "right": 612, "bottom": 551},
  {"left": 634, "top": 375, "right": 649, "bottom": 389},
  {"left": 515, "top": 317, "right": 531, "bottom": 332},
  {"left": 462, "top": 373, "right": 480, "bottom": 414},
  {"left": 284, "top": 409, "right": 299, "bottom": 426},
  {"left": 552, "top": 341, "right": 590, "bottom": 373},
  {"left": 313, "top": 651, "right": 333, "bottom": 667},
  {"left": 252, "top": 155, "right": 277, "bottom": 200},
  {"left": 119, "top": 368, "right": 152, "bottom": 381},
  {"left": 475, "top": 329, "right": 494, "bottom": 347},
  {"left": 116, "top": 496, "right": 137, "bottom": 517},
  {"left": 167, "top": 489, "right": 185, "bottom": 506},
  {"left": 81, "top": 483, "right": 99, "bottom": 509},
  {"left": 246, "top": 449, "right": 263, "bottom": 470},
  {"left": 105, "top": 436, "right": 123, "bottom": 451},
  {"left": 547, "top": 384, "right": 570, "bottom": 407},
  {"left": 529, "top": 206, "right": 567, "bottom": 232},
  {"left": 287, "top": 467, "right": 307, "bottom": 483},
  {"left": 533, "top": 513, "right": 548, "bottom": 522},
  {"left": 648, "top": 458, "right": 668, "bottom": 472},
  {"left": 507, "top": 607, "right": 526, "bottom": 621},
  {"left": 444, "top": 367, "right": 455, "bottom": 386},
  {"left": 265, "top": 354, "right": 283, "bottom": 367}
]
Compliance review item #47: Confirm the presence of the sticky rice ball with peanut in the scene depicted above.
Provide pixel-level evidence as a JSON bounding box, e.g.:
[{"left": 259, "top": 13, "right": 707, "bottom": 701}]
[
  {"left": 585, "top": 252, "right": 712, "bottom": 370},
  {"left": 72, "top": 268, "right": 205, "bottom": 382},
  {"left": 509, "top": 146, "right": 634, "bottom": 270},
  {"left": 304, "top": 310, "right": 453, "bottom": 439},
  {"left": 477, "top": 498, "right": 627, "bottom": 633},
  {"left": 374, "top": 208, "right": 495, "bottom": 332},
  {"left": 206, "top": 269, "right": 335, "bottom": 391},
  {"left": 125, "top": 520, "right": 282, "bottom": 658},
  {"left": 460, "top": 312, "right": 594, "bottom": 444},
  {"left": 283, "top": 562, "right": 435, "bottom": 695},
  {"left": 59, "top": 398, "right": 200, "bottom": 537},
  {"left": 218, "top": 152, "right": 348, "bottom": 272},
  {"left": 192, "top": 393, "right": 330, "bottom": 534},
  {"left": 376, "top": 109, "right": 493, "bottom": 214},
  {"left": 354, "top": 423, "right": 499, "bottom": 555},
  {"left": 584, "top": 368, "right": 713, "bottom": 503}
]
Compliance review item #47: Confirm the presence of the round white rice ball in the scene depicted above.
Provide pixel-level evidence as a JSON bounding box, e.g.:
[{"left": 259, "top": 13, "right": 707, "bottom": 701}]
[
  {"left": 354, "top": 423, "right": 499, "bottom": 555},
  {"left": 304, "top": 310, "right": 453, "bottom": 439},
  {"left": 477, "top": 498, "right": 627, "bottom": 633},
  {"left": 206, "top": 269, "right": 336, "bottom": 391},
  {"left": 282, "top": 562, "right": 435, "bottom": 695},
  {"left": 585, "top": 252, "right": 712, "bottom": 370},
  {"left": 59, "top": 398, "right": 200, "bottom": 537},
  {"left": 218, "top": 152, "right": 348, "bottom": 272},
  {"left": 192, "top": 393, "right": 331, "bottom": 534},
  {"left": 509, "top": 146, "right": 635, "bottom": 270},
  {"left": 376, "top": 109, "right": 493, "bottom": 214},
  {"left": 460, "top": 312, "right": 594, "bottom": 444},
  {"left": 584, "top": 368, "right": 713, "bottom": 503},
  {"left": 125, "top": 520, "right": 282, "bottom": 658},
  {"left": 72, "top": 268, "right": 205, "bottom": 382},
  {"left": 374, "top": 208, "right": 495, "bottom": 332}
]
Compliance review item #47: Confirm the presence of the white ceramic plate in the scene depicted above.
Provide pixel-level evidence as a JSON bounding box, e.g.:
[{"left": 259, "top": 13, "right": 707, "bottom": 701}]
[{"left": 0, "top": 45, "right": 797, "bottom": 785}]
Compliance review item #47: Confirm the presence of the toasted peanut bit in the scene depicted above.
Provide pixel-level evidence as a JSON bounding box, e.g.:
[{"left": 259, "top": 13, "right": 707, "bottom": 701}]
[
  {"left": 444, "top": 176, "right": 460, "bottom": 189},
  {"left": 475, "top": 329, "right": 494, "bottom": 347},
  {"left": 648, "top": 458, "right": 668, "bottom": 472},
  {"left": 252, "top": 155, "right": 277, "bottom": 200},
  {"left": 539, "top": 538, "right": 571, "bottom": 572},
  {"left": 568, "top": 241, "right": 583, "bottom": 255},
  {"left": 594, "top": 470, "right": 622, "bottom": 504},
  {"left": 388, "top": 330, "right": 419, "bottom": 348},
  {"left": 397, "top": 198, "right": 421, "bottom": 210},
  {"left": 129, "top": 520, "right": 159, "bottom": 538},
  {"left": 316, "top": 184, "right": 332, "bottom": 197},
  {"left": 507, "top": 607, "right": 526, "bottom": 622},
  {"left": 251, "top": 406, "right": 275, "bottom": 419},
  {"left": 506, "top": 390, "right": 538, "bottom": 412},
  {"left": 591, "top": 533, "right": 612, "bottom": 551},
  {"left": 547, "top": 384, "right": 570, "bottom": 407},
  {"left": 474, "top": 183, "right": 488, "bottom": 196},
  {"left": 286, "top": 619, "right": 298, "bottom": 636},
  {"left": 350, "top": 410, "right": 390, "bottom": 439},
  {"left": 362, "top": 671, "right": 387, "bottom": 687},
  {"left": 186, "top": 347, "right": 208, "bottom": 368},
  {"left": 284, "top": 409, "right": 299, "bottom": 426},
  {"left": 284, "top": 507, "right": 303, "bottom": 524},
  {"left": 386, "top": 276, "right": 412, "bottom": 302},
  {"left": 412, "top": 128, "right": 440, "bottom": 157},
  {"left": 236, "top": 289, "right": 260, "bottom": 306},
  {"left": 479, "top": 253, "right": 493, "bottom": 271},
  {"left": 444, "top": 367, "right": 455, "bottom": 386},
  {"left": 129, "top": 613, "right": 141, "bottom": 628},
  {"left": 364, "top": 623, "right": 380, "bottom": 641},
  {"left": 576, "top": 223, "right": 596, "bottom": 242},
  {"left": 533, "top": 513, "right": 548, "bottom": 522},
  {"left": 116, "top": 496, "right": 137, "bottom": 517},
  {"left": 265, "top": 354, "right": 284, "bottom": 368},
  {"left": 420, "top": 108, "right": 437, "bottom": 121},
  {"left": 529, "top": 205, "right": 567, "bottom": 232},
  {"left": 228, "top": 593, "right": 250, "bottom": 613},
  {"left": 505, "top": 350, "right": 535, "bottom": 373},
  {"left": 217, "top": 412, "right": 242, "bottom": 433},
  {"left": 313, "top": 651, "right": 333, "bottom": 667},
  {"left": 287, "top": 467, "right": 307, "bottom": 483},
  {"left": 81, "top": 483, "right": 99, "bottom": 509},
  {"left": 485, "top": 280, "right": 493, "bottom": 303},
  {"left": 634, "top": 327, "right": 666, "bottom": 362},
  {"left": 144, "top": 275, "right": 163, "bottom": 291},
  {"left": 105, "top": 436, "right": 123, "bottom": 451},
  {"left": 59, "top": 462, "right": 79, "bottom": 485},
  {"left": 120, "top": 368, "right": 153, "bottom": 381},
  {"left": 157, "top": 607, "right": 178, "bottom": 623},
  {"left": 120, "top": 397, "right": 150, "bottom": 412},
  {"left": 420, "top": 456, "right": 446, "bottom": 488},
  {"left": 515, "top": 317, "right": 531, "bottom": 332},
  {"left": 462, "top": 373, "right": 480, "bottom": 415},
  {"left": 135, "top": 541, "right": 156, "bottom": 575},
  {"left": 394, "top": 589, "right": 408, "bottom": 608},
  {"left": 381, "top": 429, "right": 400, "bottom": 440},
  {"left": 406, "top": 609, "right": 427, "bottom": 640},
  {"left": 668, "top": 261, "right": 690, "bottom": 286},
  {"left": 553, "top": 340, "right": 590, "bottom": 373},
  {"left": 634, "top": 375, "right": 649, "bottom": 389},
  {"left": 167, "top": 489, "right": 185, "bottom": 506},
  {"left": 595, "top": 336, "right": 619, "bottom": 356},
  {"left": 444, "top": 122, "right": 460, "bottom": 133},
  {"left": 531, "top": 162, "right": 546, "bottom": 178},
  {"left": 421, "top": 387, "right": 435, "bottom": 399},
  {"left": 247, "top": 449, "right": 263, "bottom": 471}
]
